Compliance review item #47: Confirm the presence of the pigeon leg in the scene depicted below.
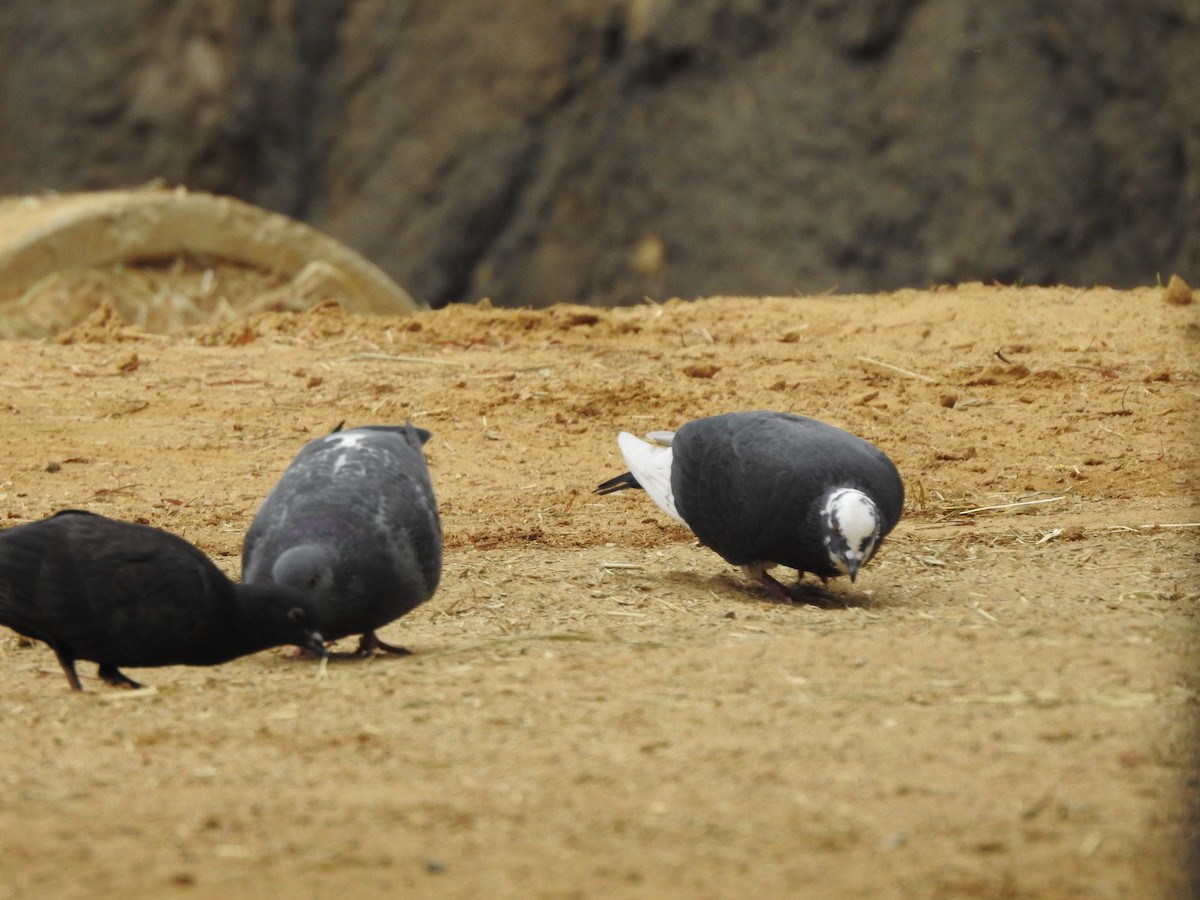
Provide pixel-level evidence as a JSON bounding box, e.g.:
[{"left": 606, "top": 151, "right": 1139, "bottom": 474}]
[
  {"left": 355, "top": 632, "right": 413, "bottom": 657},
  {"left": 758, "top": 571, "right": 798, "bottom": 604},
  {"left": 52, "top": 646, "right": 84, "bottom": 692},
  {"left": 312, "top": 632, "right": 413, "bottom": 660},
  {"left": 97, "top": 664, "right": 142, "bottom": 690},
  {"left": 743, "top": 563, "right": 795, "bottom": 603}
]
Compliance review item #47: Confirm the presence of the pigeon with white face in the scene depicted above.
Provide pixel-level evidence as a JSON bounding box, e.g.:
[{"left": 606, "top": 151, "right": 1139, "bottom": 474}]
[
  {"left": 596, "top": 411, "right": 904, "bottom": 600},
  {"left": 242, "top": 424, "right": 442, "bottom": 656}
]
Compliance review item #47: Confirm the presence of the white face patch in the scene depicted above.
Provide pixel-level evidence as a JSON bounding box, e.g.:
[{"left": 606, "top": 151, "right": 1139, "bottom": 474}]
[{"left": 823, "top": 488, "right": 881, "bottom": 575}]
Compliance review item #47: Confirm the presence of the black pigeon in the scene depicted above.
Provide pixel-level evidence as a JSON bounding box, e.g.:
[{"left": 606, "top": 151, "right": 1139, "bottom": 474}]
[
  {"left": 0, "top": 510, "right": 326, "bottom": 691},
  {"left": 242, "top": 424, "right": 442, "bottom": 656},
  {"left": 596, "top": 411, "right": 904, "bottom": 599}
]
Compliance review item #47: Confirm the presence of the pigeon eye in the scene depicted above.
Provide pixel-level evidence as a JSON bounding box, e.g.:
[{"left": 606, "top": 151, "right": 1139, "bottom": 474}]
[{"left": 288, "top": 607, "right": 307, "bottom": 624}]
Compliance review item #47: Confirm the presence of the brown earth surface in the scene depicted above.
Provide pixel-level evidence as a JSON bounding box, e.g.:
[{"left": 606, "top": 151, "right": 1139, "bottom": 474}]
[{"left": 0, "top": 283, "right": 1197, "bottom": 898}]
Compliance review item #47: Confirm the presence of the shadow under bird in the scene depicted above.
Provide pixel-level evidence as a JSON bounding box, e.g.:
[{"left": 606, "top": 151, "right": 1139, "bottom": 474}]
[
  {"left": 242, "top": 424, "right": 442, "bottom": 656},
  {"left": 0, "top": 510, "right": 326, "bottom": 691},
  {"left": 596, "top": 410, "right": 904, "bottom": 600}
]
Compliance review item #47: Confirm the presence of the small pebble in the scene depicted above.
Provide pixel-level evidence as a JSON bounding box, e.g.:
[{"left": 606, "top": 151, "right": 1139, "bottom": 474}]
[
  {"left": 1163, "top": 274, "right": 1193, "bottom": 305},
  {"left": 880, "top": 833, "right": 907, "bottom": 851}
]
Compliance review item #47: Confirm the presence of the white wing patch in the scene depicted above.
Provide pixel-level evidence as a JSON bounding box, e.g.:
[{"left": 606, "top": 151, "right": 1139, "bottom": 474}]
[
  {"left": 332, "top": 452, "right": 349, "bottom": 476},
  {"left": 617, "top": 431, "right": 684, "bottom": 524},
  {"left": 325, "top": 432, "right": 368, "bottom": 450}
]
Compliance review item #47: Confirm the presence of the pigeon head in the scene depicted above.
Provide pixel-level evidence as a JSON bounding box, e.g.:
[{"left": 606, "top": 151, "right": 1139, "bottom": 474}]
[
  {"left": 285, "top": 605, "right": 327, "bottom": 657},
  {"left": 821, "top": 488, "right": 882, "bottom": 581},
  {"left": 270, "top": 543, "right": 336, "bottom": 602},
  {"left": 232, "top": 583, "right": 327, "bottom": 658}
]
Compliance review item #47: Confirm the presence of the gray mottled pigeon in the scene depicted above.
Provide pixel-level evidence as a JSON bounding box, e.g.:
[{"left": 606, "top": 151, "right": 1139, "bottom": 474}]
[
  {"left": 0, "top": 510, "right": 326, "bottom": 691},
  {"left": 242, "top": 424, "right": 442, "bottom": 655},
  {"left": 596, "top": 411, "right": 904, "bottom": 599}
]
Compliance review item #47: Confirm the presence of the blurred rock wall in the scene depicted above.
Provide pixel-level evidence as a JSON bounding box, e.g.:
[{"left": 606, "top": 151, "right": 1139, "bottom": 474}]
[{"left": 0, "top": 0, "right": 1195, "bottom": 306}]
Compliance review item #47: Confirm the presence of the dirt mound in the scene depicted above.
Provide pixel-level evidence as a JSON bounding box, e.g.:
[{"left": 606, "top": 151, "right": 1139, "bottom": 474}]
[{"left": 0, "top": 189, "right": 420, "bottom": 338}]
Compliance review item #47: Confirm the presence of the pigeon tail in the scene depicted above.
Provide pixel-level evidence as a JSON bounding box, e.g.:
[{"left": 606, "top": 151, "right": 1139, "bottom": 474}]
[
  {"left": 616, "top": 431, "right": 683, "bottom": 524},
  {"left": 595, "top": 471, "right": 642, "bottom": 495}
]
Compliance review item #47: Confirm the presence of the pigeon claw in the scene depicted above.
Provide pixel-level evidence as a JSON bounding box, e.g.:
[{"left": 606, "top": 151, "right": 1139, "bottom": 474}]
[
  {"left": 98, "top": 663, "right": 142, "bottom": 690},
  {"left": 748, "top": 566, "right": 844, "bottom": 607},
  {"left": 355, "top": 631, "right": 413, "bottom": 658},
  {"left": 759, "top": 571, "right": 798, "bottom": 604}
]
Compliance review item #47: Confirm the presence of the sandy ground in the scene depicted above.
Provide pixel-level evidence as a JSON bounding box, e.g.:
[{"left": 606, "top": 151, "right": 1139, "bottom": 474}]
[{"left": 0, "top": 283, "right": 1197, "bottom": 898}]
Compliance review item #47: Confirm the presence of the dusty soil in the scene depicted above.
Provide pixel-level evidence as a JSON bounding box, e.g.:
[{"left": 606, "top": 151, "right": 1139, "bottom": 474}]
[{"left": 0, "top": 284, "right": 1197, "bottom": 898}]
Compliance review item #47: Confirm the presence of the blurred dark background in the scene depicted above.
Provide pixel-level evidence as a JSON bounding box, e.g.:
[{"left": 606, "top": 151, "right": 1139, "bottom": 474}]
[{"left": 0, "top": 0, "right": 1196, "bottom": 308}]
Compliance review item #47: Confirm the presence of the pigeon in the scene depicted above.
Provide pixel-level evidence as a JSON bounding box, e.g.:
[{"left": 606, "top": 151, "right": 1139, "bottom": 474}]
[
  {"left": 242, "top": 424, "right": 442, "bottom": 656},
  {"left": 596, "top": 411, "right": 904, "bottom": 600},
  {"left": 0, "top": 510, "right": 326, "bottom": 692}
]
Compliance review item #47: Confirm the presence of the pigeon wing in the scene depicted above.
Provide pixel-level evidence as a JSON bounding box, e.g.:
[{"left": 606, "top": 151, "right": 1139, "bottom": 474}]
[
  {"left": 60, "top": 520, "right": 222, "bottom": 664},
  {"left": 0, "top": 521, "right": 59, "bottom": 642},
  {"left": 377, "top": 432, "right": 443, "bottom": 598}
]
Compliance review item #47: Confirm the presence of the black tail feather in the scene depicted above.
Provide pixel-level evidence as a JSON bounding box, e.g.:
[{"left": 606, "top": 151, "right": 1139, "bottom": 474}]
[{"left": 595, "top": 472, "right": 643, "bottom": 495}]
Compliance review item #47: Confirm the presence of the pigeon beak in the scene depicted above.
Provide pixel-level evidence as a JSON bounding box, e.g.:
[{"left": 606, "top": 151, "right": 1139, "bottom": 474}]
[
  {"left": 305, "top": 632, "right": 328, "bottom": 657},
  {"left": 844, "top": 555, "right": 861, "bottom": 582}
]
